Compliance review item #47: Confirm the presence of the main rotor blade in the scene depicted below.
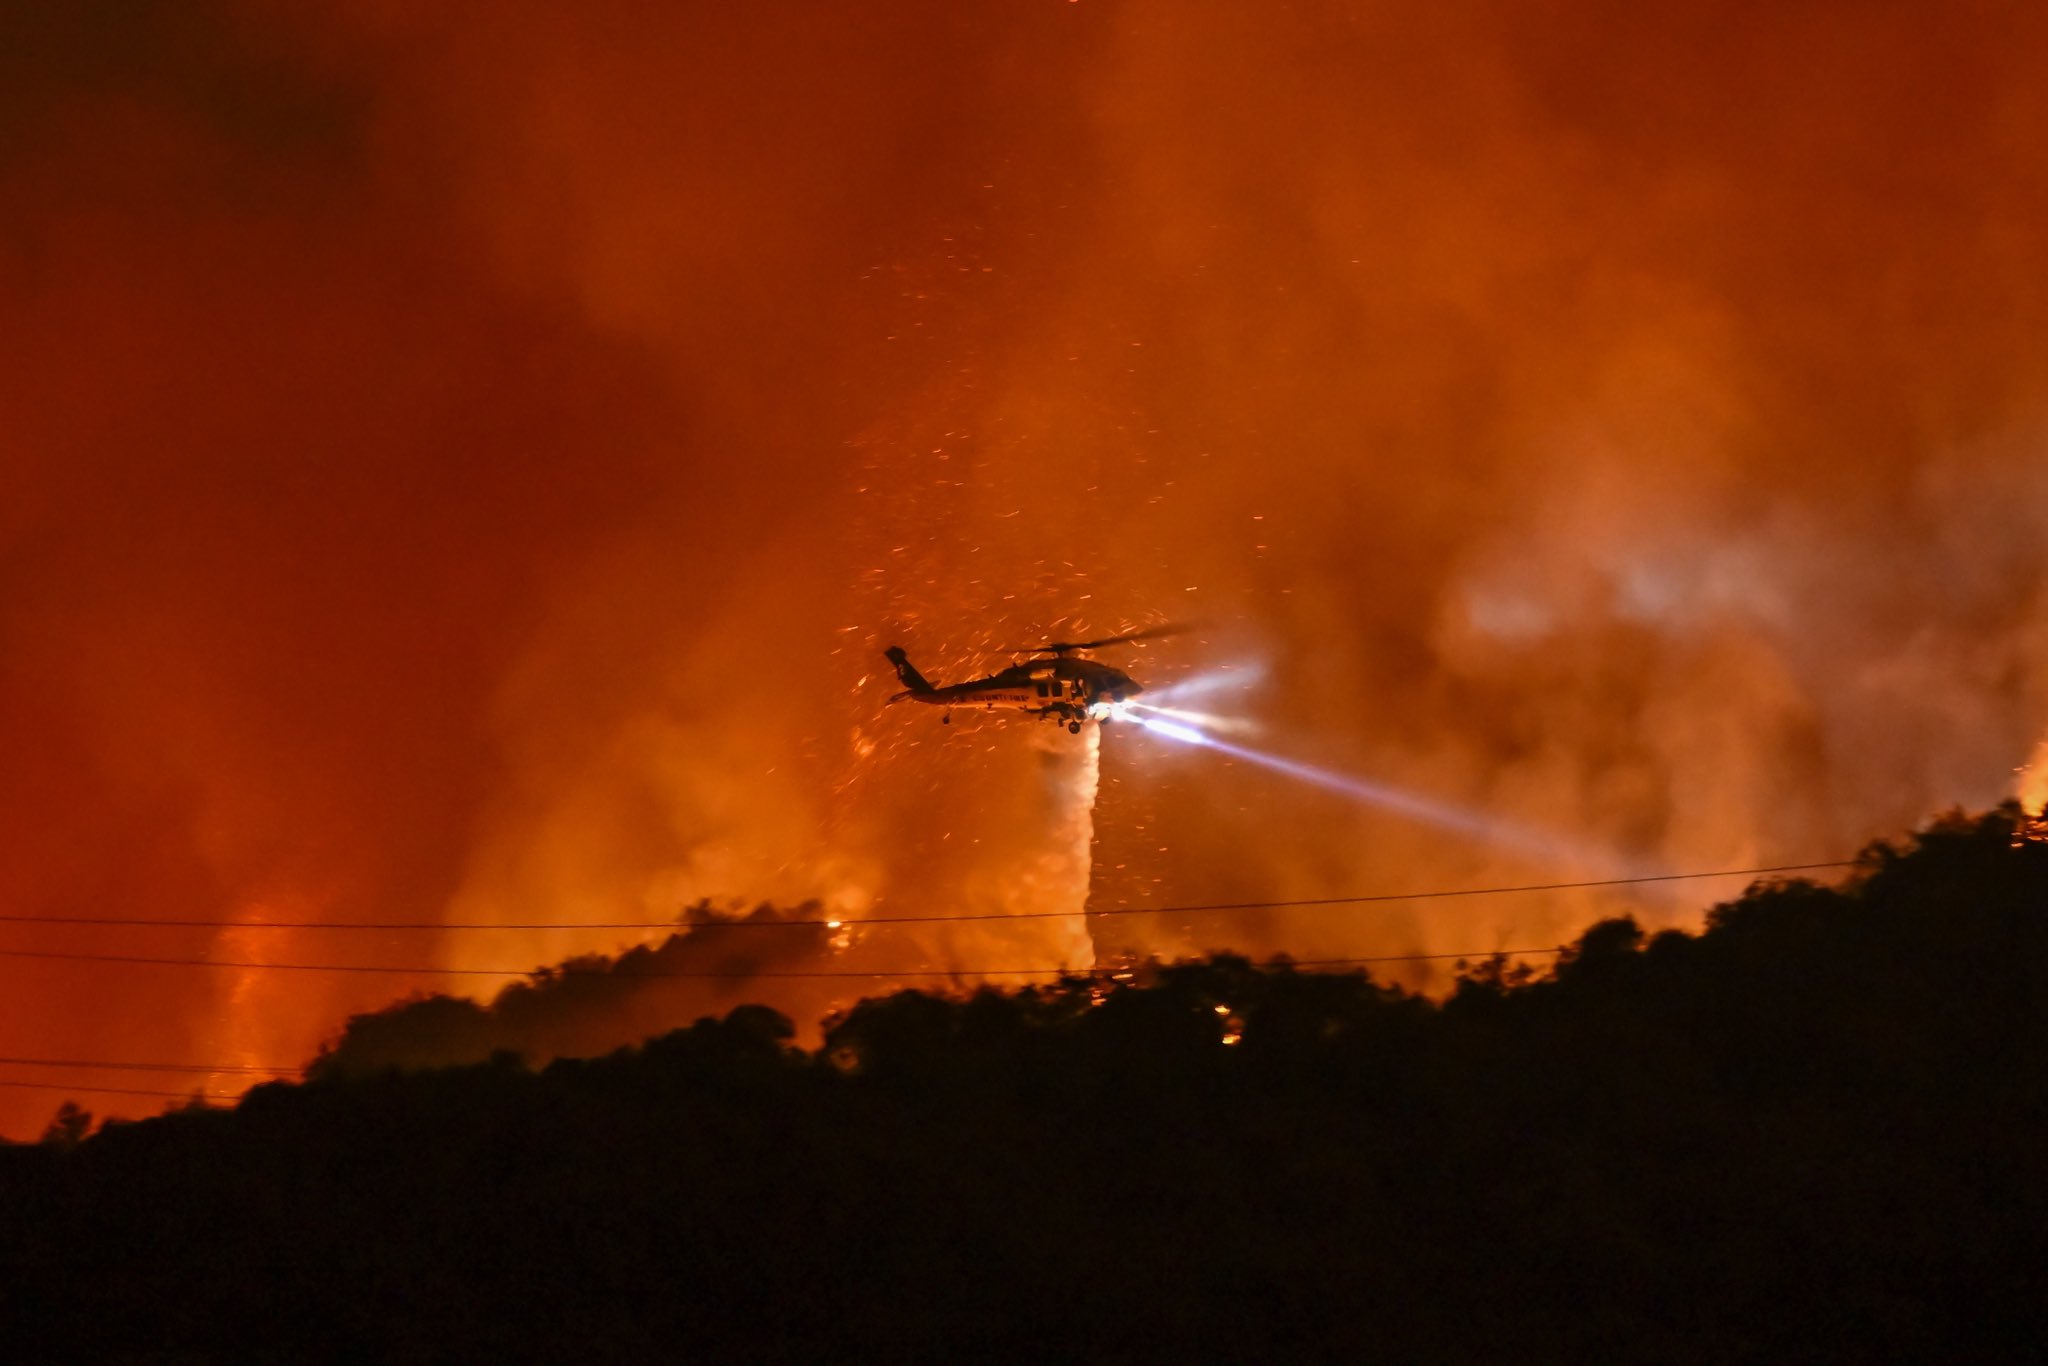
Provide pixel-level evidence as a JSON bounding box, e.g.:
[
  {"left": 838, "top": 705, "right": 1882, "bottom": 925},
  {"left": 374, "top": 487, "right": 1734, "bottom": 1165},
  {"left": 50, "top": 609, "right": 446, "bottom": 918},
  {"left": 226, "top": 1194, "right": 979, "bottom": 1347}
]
[{"left": 1034, "top": 622, "right": 1196, "bottom": 654}]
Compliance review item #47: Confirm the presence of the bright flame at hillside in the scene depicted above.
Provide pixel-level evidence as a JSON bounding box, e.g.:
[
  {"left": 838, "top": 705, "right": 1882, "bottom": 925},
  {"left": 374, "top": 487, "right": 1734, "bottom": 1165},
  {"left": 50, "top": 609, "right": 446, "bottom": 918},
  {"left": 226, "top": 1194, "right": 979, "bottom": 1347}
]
[{"left": 2017, "top": 737, "right": 2048, "bottom": 817}]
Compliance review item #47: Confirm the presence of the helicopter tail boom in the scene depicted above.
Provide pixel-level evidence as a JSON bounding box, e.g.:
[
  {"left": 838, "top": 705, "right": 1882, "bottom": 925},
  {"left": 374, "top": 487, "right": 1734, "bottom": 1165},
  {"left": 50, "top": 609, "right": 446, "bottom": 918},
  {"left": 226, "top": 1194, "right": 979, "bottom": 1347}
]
[{"left": 883, "top": 646, "right": 936, "bottom": 700}]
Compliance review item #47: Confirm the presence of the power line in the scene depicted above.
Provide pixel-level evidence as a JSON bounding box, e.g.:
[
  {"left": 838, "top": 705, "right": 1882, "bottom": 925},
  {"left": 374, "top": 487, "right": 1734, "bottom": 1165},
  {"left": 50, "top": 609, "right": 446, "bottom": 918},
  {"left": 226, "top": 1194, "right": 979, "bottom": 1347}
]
[
  {"left": 0, "top": 944, "right": 1565, "bottom": 980},
  {"left": 0, "top": 1077, "right": 240, "bottom": 1102},
  {"left": 0, "top": 947, "right": 1569, "bottom": 1106},
  {"left": 0, "top": 859, "right": 1838, "bottom": 1109},
  {"left": 0, "top": 1056, "right": 295, "bottom": 1076},
  {"left": 0, "top": 946, "right": 457, "bottom": 975},
  {"left": 0, "top": 861, "right": 1855, "bottom": 933},
  {"left": 0, "top": 946, "right": 1561, "bottom": 1091},
  {"left": 1081, "top": 862, "right": 1856, "bottom": 920}
]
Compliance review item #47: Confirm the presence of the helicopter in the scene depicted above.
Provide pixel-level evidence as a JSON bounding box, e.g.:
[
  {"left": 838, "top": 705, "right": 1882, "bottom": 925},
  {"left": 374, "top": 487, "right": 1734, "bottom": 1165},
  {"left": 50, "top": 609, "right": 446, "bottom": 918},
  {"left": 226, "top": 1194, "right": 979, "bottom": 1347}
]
[{"left": 883, "top": 626, "right": 1185, "bottom": 733}]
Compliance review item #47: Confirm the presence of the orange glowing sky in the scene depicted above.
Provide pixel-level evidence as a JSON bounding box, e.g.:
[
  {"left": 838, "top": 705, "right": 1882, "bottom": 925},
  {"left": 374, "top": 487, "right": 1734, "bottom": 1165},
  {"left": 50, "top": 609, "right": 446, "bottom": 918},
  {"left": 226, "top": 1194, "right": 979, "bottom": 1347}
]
[{"left": 6, "top": 0, "right": 2048, "bottom": 1136}]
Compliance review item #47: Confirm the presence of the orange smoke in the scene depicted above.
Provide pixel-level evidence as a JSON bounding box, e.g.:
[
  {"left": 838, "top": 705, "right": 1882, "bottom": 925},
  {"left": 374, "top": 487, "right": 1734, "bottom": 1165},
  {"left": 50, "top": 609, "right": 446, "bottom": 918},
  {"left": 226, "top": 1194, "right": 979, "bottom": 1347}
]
[{"left": 7, "top": 1, "right": 2048, "bottom": 1135}]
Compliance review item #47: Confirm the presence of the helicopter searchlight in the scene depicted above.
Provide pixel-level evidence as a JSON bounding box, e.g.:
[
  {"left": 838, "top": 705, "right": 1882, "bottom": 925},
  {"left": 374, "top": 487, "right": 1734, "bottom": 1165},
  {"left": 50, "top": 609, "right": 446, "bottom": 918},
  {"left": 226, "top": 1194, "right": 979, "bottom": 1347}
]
[{"left": 882, "top": 626, "right": 1187, "bottom": 733}]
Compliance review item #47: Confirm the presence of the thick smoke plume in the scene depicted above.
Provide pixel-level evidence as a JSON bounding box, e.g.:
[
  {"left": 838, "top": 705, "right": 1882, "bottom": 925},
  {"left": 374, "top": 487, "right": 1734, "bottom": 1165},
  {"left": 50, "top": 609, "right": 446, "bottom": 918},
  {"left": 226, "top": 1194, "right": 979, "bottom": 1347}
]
[
  {"left": 309, "top": 905, "right": 836, "bottom": 1076},
  {"left": 6, "top": 0, "right": 2048, "bottom": 1132}
]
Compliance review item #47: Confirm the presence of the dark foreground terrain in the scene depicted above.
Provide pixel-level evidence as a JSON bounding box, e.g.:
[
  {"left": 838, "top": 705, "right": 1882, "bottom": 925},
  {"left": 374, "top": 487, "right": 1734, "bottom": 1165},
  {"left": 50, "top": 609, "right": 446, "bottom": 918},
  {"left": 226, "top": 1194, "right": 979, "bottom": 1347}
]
[{"left": 3, "top": 809, "right": 2045, "bottom": 1361}]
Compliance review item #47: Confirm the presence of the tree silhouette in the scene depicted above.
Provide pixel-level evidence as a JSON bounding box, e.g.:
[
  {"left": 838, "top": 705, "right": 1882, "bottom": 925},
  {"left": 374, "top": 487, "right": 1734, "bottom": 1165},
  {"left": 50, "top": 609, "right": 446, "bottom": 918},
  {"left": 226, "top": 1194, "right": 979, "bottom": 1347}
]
[
  {"left": 2, "top": 807, "right": 2045, "bottom": 1359},
  {"left": 37, "top": 1101, "right": 92, "bottom": 1149}
]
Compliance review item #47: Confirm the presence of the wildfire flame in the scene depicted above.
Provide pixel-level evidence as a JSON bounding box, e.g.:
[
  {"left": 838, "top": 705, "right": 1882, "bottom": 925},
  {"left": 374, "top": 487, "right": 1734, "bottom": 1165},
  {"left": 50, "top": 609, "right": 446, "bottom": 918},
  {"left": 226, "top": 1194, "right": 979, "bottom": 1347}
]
[
  {"left": 2017, "top": 737, "right": 2048, "bottom": 817},
  {"left": 10, "top": 3, "right": 2048, "bottom": 1135},
  {"left": 2012, "top": 737, "right": 2048, "bottom": 846}
]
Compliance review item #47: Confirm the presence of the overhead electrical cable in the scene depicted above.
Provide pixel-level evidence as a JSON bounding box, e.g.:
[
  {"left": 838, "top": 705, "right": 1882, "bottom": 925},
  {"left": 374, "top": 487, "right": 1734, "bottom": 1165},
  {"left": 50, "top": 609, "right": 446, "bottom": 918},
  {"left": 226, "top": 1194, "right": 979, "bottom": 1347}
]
[
  {"left": 0, "top": 1077, "right": 242, "bottom": 1101},
  {"left": 0, "top": 940, "right": 1563, "bottom": 1095},
  {"left": 0, "top": 861, "right": 1857, "bottom": 932},
  {"left": 0, "top": 1056, "right": 296, "bottom": 1075},
  {"left": 0, "top": 861, "right": 1861, "bottom": 1115},
  {"left": 0, "top": 944, "right": 1565, "bottom": 979}
]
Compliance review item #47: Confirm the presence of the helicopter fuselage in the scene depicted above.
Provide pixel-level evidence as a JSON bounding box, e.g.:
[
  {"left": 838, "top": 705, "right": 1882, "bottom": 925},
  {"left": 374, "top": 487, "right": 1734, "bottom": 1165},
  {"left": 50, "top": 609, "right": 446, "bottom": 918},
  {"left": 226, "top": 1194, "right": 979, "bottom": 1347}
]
[
  {"left": 917, "top": 658, "right": 1140, "bottom": 711},
  {"left": 886, "top": 648, "right": 1143, "bottom": 730}
]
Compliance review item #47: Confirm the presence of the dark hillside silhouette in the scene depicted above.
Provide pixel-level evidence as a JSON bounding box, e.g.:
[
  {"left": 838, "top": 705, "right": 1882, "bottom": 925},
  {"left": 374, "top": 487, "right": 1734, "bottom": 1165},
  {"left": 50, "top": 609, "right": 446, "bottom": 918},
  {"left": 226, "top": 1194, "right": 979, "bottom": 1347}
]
[
  {"left": 305, "top": 901, "right": 838, "bottom": 1077},
  {"left": 1, "top": 807, "right": 2044, "bottom": 1359}
]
